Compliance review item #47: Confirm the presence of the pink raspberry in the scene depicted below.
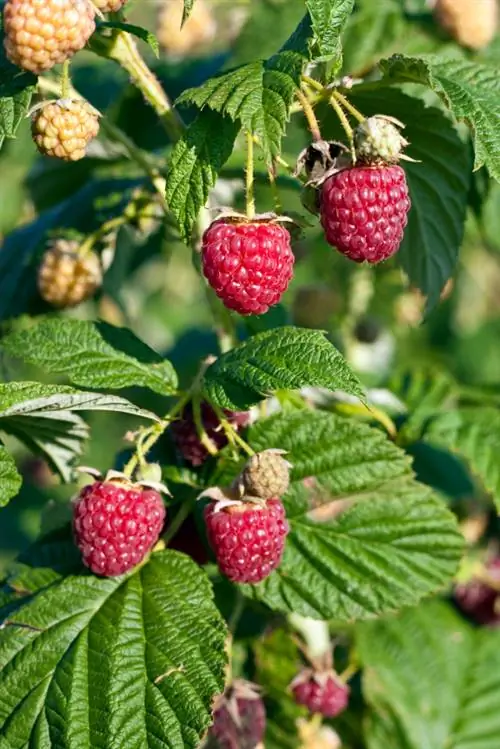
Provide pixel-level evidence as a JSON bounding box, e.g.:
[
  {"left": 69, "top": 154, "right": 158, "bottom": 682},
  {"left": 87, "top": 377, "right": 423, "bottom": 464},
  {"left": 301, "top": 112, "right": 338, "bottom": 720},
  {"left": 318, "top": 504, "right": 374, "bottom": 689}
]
[
  {"left": 204, "top": 498, "right": 289, "bottom": 584},
  {"left": 208, "top": 680, "right": 266, "bottom": 749},
  {"left": 73, "top": 481, "right": 166, "bottom": 576},
  {"left": 292, "top": 670, "right": 349, "bottom": 718},
  {"left": 171, "top": 403, "right": 249, "bottom": 467},
  {"left": 320, "top": 165, "right": 410, "bottom": 264},
  {"left": 455, "top": 557, "right": 500, "bottom": 627},
  {"left": 202, "top": 220, "right": 295, "bottom": 315}
]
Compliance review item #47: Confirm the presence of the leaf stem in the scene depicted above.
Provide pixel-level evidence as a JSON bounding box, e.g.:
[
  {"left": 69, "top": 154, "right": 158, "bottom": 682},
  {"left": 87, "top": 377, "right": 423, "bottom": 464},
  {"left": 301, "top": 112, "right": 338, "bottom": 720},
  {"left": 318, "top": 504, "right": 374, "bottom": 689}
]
[
  {"left": 228, "top": 590, "right": 245, "bottom": 634},
  {"left": 245, "top": 130, "right": 256, "bottom": 219},
  {"left": 296, "top": 88, "right": 322, "bottom": 142},
  {"left": 332, "top": 91, "right": 365, "bottom": 123},
  {"left": 329, "top": 95, "right": 355, "bottom": 160},
  {"left": 163, "top": 500, "right": 194, "bottom": 546},
  {"left": 301, "top": 74, "right": 324, "bottom": 94}
]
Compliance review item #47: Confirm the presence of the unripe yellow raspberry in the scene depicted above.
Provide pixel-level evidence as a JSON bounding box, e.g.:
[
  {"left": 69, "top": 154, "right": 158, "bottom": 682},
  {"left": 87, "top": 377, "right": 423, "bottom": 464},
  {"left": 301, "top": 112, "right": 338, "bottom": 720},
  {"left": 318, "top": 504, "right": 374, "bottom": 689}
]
[
  {"left": 38, "top": 239, "right": 102, "bottom": 308},
  {"left": 31, "top": 99, "right": 100, "bottom": 161},
  {"left": 3, "top": 0, "right": 96, "bottom": 74},
  {"left": 156, "top": 0, "right": 217, "bottom": 57},
  {"left": 434, "top": 0, "right": 498, "bottom": 50},
  {"left": 92, "top": 0, "right": 126, "bottom": 11},
  {"left": 238, "top": 450, "right": 292, "bottom": 500}
]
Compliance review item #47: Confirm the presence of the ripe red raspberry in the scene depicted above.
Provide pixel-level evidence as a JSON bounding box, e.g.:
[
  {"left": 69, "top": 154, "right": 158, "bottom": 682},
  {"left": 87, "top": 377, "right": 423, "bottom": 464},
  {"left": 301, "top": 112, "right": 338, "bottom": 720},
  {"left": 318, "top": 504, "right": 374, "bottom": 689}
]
[
  {"left": 207, "top": 680, "right": 266, "bottom": 749},
  {"left": 73, "top": 480, "right": 166, "bottom": 576},
  {"left": 4, "top": 0, "right": 96, "bottom": 75},
  {"left": 292, "top": 669, "right": 349, "bottom": 718},
  {"left": 455, "top": 557, "right": 500, "bottom": 627},
  {"left": 32, "top": 99, "right": 100, "bottom": 161},
  {"left": 38, "top": 238, "right": 102, "bottom": 308},
  {"left": 204, "top": 498, "right": 289, "bottom": 584},
  {"left": 202, "top": 220, "right": 295, "bottom": 315},
  {"left": 171, "top": 403, "right": 249, "bottom": 467},
  {"left": 320, "top": 165, "right": 410, "bottom": 264},
  {"left": 92, "top": 0, "right": 126, "bottom": 11}
]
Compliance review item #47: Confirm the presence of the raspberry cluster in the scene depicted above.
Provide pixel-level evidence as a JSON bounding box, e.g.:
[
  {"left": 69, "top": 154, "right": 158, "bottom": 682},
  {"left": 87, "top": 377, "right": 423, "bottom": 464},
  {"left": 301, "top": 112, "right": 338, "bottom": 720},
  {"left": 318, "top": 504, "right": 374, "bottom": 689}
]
[
  {"left": 4, "top": 0, "right": 96, "bottom": 74},
  {"left": 32, "top": 99, "right": 100, "bottom": 161},
  {"left": 73, "top": 480, "right": 166, "bottom": 576}
]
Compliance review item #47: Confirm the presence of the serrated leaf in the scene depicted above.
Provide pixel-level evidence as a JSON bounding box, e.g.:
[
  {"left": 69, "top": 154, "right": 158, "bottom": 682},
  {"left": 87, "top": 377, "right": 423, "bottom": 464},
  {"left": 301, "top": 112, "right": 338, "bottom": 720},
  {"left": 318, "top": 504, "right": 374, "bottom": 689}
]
[
  {"left": 425, "top": 407, "right": 500, "bottom": 512},
  {"left": 357, "top": 600, "right": 500, "bottom": 749},
  {"left": 305, "top": 0, "right": 355, "bottom": 62},
  {"left": 4, "top": 319, "right": 178, "bottom": 396},
  {"left": 177, "top": 51, "right": 305, "bottom": 159},
  {"left": 97, "top": 21, "right": 160, "bottom": 57},
  {"left": 321, "top": 87, "right": 471, "bottom": 307},
  {"left": 0, "top": 547, "right": 227, "bottom": 749},
  {"left": 182, "top": 0, "right": 194, "bottom": 24},
  {"left": 0, "top": 445, "right": 21, "bottom": 507},
  {"left": 165, "top": 110, "right": 239, "bottom": 241},
  {"left": 202, "top": 327, "right": 364, "bottom": 410},
  {"left": 239, "top": 410, "right": 462, "bottom": 619},
  {"left": 380, "top": 55, "right": 500, "bottom": 182},
  {"left": 0, "top": 14, "right": 37, "bottom": 148}
]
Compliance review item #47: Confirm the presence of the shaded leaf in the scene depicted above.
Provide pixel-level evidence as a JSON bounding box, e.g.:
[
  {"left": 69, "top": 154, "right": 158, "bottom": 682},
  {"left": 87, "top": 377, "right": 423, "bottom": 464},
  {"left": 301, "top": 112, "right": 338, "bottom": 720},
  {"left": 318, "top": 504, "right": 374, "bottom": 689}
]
[{"left": 0, "top": 445, "right": 21, "bottom": 507}]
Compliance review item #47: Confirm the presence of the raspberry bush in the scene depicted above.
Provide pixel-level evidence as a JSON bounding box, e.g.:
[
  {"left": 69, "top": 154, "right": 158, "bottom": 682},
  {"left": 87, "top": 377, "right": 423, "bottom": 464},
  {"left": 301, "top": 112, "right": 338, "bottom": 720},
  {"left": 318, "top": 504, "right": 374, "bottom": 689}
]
[{"left": 0, "top": 1, "right": 500, "bottom": 747}]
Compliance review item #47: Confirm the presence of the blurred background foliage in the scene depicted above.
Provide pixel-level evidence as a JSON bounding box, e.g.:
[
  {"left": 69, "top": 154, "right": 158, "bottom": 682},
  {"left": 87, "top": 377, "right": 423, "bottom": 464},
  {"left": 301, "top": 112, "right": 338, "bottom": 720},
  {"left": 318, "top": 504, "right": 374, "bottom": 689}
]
[{"left": 1, "top": 0, "right": 499, "bottom": 573}]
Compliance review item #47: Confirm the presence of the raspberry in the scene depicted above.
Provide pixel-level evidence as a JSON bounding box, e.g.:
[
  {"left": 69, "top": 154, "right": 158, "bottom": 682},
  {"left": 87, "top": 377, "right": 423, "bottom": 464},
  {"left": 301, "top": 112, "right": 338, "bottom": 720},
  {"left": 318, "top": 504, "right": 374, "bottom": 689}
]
[
  {"left": 204, "top": 498, "right": 289, "bottom": 584},
  {"left": 156, "top": 0, "right": 217, "bottom": 58},
  {"left": 38, "top": 238, "right": 102, "bottom": 308},
  {"left": 207, "top": 680, "right": 266, "bottom": 749},
  {"left": 171, "top": 403, "right": 249, "bottom": 467},
  {"left": 4, "top": 0, "right": 96, "bottom": 74},
  {"left": 32, "top": 99, "right": 100, "bottom": 161},
  {"left": 92, "top": 0, "right": 126, "bottom": 11},
  {"left": 434, "top": 0, "right": 497, "bottom": 50},
  {"left": 202, "top": 220, "right": 295, "bottom": 316},
  {"left": 292, "top": 669, "right": 349, "bottom": 718},
  {"left": 320, "top": 165, "right": 410, "bottom": 263},
  {"left": 455, "top": 558, "right": 500, "bottom": 627},
  {"left": 73, "top": 480, "right": 166, "bottom": 576},
  {"left": 239, "top": 449, "right": 291, "bottom": 500}
]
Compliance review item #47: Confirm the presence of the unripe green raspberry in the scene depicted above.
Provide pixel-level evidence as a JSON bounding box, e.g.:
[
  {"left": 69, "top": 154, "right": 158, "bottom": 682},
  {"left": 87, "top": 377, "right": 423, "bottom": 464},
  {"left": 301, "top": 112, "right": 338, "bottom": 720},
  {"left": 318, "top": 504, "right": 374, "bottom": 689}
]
[
  {"left": 32, "top": 99, "right": 100, "bottom": 161},
  {"left": 3, "top": 0, "right": 96, "bottom": 74},
  {"left": 38, "top": 239, "right": 102, "bottom": 308},
  {"left": 239, "top": 449, "right": 292, "bottom": 500},
  {"left": 92, "top": 0, "right": 126, "bottom": 11},
  {"left": 354, "top": 116, "right": 408, "bottom": 165}
]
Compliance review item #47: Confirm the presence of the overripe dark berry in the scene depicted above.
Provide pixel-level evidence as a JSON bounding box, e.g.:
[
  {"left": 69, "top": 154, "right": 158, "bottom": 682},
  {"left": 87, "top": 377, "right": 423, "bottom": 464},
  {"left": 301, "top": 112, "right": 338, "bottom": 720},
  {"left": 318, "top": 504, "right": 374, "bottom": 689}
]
[
  {"left": 73, "top": 480, "right": 166, "bottom": 576},
  {"left": 204, "top": 498, "right": 289, "bottom": 584},
  {"left": 202, "top": 220, "right": 295, "bottom": 315},
  {"left": 455, "top": 557, "right": 500, "bottom": 627}
]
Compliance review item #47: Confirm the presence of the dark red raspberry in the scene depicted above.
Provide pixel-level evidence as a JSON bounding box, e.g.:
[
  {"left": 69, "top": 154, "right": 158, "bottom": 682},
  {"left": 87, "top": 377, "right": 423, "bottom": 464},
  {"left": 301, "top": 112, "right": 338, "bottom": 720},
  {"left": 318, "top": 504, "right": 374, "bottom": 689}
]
[
  {"left": 320, "top": 165, "right": 410, "bottom": 264},
  {"left": 204, "top": 498, "right": 289, "bottom": 583},
  {"left": 455, "top": 557, "right": 500, "bottom": 627},
  {"left": 171, "top": 403, "right": 249, "bottom": 467},
  {"left": 292, "top": 670, "right": 349, "bottom": 718},
  {"left": 73, "top": 481, "right": 166, "bottom": 576},
  {"left": 202, "top": 220, "right": 295, "bottom": 315},
  {"left": 207, "top": 680, "right": 266, "bottom": 749}
]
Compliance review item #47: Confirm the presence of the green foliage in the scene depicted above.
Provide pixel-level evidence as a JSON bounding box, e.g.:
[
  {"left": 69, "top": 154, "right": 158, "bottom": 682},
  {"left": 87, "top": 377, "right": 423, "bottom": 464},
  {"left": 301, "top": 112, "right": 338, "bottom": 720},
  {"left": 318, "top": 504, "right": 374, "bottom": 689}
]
[
  {"left": 203, "top": 327, "right": 364, "bottom": 410},
  {"left": 4, "top": 319, "right": 178, "bottom": 396},
  {"left": 240, "top": 411, "right": 463, "bottom": 618},
  {"left": 0, "top": 545, "right": 227, "bottom": 749},
  {"left": 97, "top": 21, "right": 160, "bottom": 56},
  {"left": 0, "top": 446, "right": 21, "bottom": 507},
  {"left": 0, "top": 13, "right": 36, "bottom": 149},
  {"left": 305, "top": 0, "right": 355, "bottom": 62},
  {"left": 357, "top": 600, "right": 500, "bottom": 749},
  {"left": 380, "top": 55, "right": 500, "bottom": 182}
]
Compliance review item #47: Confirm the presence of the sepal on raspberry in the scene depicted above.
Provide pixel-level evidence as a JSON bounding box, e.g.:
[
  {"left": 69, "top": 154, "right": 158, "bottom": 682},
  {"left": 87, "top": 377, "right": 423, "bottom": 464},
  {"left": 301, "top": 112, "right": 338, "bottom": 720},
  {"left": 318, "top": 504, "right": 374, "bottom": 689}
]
[
  {"left": 206, "top": 680, "right": 266, "bottom": 749},
  {"left": 202, "top": 213, "right": 295, "bottom": 316},
  {"left": 72, "top": 471, "right": 167, "bottom": 577}
]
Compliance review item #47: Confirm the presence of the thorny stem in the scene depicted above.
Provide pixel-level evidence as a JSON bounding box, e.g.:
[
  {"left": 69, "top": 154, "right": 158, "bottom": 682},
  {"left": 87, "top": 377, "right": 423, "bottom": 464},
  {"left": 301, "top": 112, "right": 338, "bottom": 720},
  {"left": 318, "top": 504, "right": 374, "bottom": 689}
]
[
  {"left": 245, "top": 130, "right": 256, "bottom": 218},
  {"left": 329, "top": 95, "right": 356, "bottom": 161},
  {"left": 192, "top": 394, "right": 219, "bottom": 456},
  {"left": 332, "top": 91, "right": 365, "bottom": 123},
  {"left": 301, "top": 74, "right": 324, "bottom": 94},
  {"left": 296, "top": 87, "right": 322, "bottom": 142},
  {"left": 212, "top": 403, "right": 255, "bottom": 457},
  {"left": 268, "top": 163, "right": 283, "bottom": 214},
  {"left": 60, "top": 60, "right": 71, "bottom": 99},
  {"left": 77, "top": 215, "right": 127, "bottom": 258}
]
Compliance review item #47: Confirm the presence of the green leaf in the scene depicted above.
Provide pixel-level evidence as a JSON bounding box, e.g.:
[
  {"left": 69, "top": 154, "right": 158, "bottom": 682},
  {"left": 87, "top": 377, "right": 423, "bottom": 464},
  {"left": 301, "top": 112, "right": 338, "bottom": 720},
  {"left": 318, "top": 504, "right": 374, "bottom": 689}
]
[
  {"left": 425, "top": 407, "right": 500, "bottom": 512},
  {"left": 357, "top": 600, "right": 500, "bottom": 749},
  {"left": 0, "top": 14, "right": 37, "bottom": 148},
  {"left": 0, "top": 445, "right": 21, "bottom": 507},
  {"left": 202, "top": 327, "right": 364, "bottom": 410},
  {"left": 97, "top": 21, "right": 160, "bottom": 57},
  {"left": 177, "top": 51, "right": 306, "bottom": 159},
  {"left": 240, "top": 410, "right": 463, "bottom": 619},
  {"left": 165, "top": 110, "right": 239, "bottom": 241},
  {"left": 380, "top": 55, "right": 500, "bottom": 182},
  {"left": 0, "top": 547, "right": 227, "bottom": 749},
  {"left": 182, "top": 0, "right": 194, "bottom": 24},
  {"left": 305, "top": 0, "right": 355, "bottom": 62},
  {"left": 4, "top": 319, "right": 178, "bottom": 396},
  {"left": 321, "top": 87, "right": 471, "bottom": 307}
]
